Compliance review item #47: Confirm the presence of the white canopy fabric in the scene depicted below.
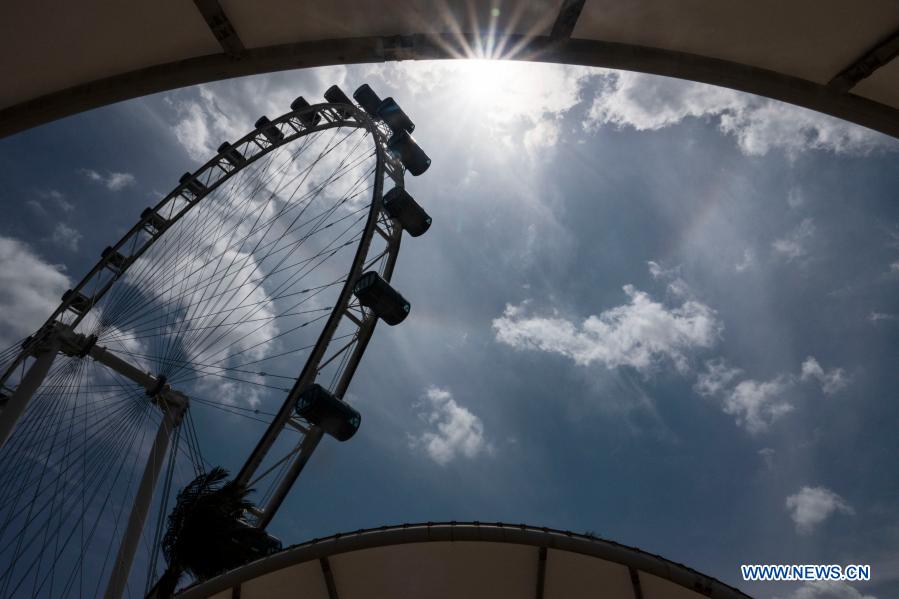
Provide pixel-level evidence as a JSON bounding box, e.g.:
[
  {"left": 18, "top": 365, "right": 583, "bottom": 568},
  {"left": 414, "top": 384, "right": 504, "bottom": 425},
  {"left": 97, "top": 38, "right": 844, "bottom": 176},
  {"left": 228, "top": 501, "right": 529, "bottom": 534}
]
[
  {"left": 175, "top": 522, "right": 752, "bottom": 599},
  {"left": 1, "top": 0, "right": 897, "bottom": 139}
]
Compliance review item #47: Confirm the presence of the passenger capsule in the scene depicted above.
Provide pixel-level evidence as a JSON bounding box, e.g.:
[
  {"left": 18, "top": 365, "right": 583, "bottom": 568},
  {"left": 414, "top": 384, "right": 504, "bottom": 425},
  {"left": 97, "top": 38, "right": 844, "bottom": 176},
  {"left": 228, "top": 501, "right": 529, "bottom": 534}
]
[
  {"left": 352, "top": 271, "right": 410, "bottom": 325},
  {"left": 218, "top": 141, "right": 246, "bottom": 167},
  {"left": 382, "top": 187, "right": 431, "bottom": 237},
  {"left": 289, "top": 96, "right": 322, "bottom": 127},
  {"left": 352, "top": 84, "right": 382, "bottom": 116},
  {"left": 255, "top": 116, "right": 284, "bottom": 143},
  {"left": 324, "top": 84, "right": 354, "bottom": 118},
  {"left": 387, "top": 131, "right": 431, "bottom": 176},
  {"left": 61, "top": 289, "right": 92, "bottom": 315},
  {"left": 294, "top": 384, "right": 361, "bottom": 441},
  {"left": 179, "top": 172, "right": 206, "bottom": 196},
  {"left": 140, "top": 207, "right": 169, "bottom": 235},
  {"left": 376, "top": 97, "right": 415, "bottom": 134},
  {"left": 101, "top": 246, "right": 129, "bottom": 272}
]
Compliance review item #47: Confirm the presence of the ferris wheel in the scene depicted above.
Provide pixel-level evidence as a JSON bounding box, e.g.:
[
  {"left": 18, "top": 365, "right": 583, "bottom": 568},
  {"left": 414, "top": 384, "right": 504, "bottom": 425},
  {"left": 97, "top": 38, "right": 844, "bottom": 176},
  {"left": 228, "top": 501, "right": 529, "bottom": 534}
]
[{"left": 0, "top": 83, "right": 431, "bottom": 598}]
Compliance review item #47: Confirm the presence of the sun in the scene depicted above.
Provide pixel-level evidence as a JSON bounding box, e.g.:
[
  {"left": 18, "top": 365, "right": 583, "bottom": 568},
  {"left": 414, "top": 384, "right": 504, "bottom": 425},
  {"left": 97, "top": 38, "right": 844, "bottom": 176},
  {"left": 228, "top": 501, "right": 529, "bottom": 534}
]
[{"left": 454, "top": 59, "right": 509, "bottom": 103}]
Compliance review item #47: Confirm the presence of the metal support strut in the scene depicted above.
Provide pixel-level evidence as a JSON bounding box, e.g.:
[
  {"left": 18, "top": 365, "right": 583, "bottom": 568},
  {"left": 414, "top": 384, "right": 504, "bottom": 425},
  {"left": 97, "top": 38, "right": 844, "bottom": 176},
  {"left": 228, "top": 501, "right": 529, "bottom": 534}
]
[{"left": 0, "top": 335, "right": 61, "bottom": 449}]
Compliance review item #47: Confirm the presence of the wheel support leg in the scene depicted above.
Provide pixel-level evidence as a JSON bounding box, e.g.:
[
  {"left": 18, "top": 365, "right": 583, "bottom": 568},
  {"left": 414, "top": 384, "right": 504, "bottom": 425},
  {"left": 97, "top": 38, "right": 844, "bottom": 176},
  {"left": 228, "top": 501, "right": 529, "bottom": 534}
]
[
  {"left": 0, "top": 341, "right": 59, "bottom": 450},
  {"left": 104, "top": 399, "right": 186, "bottom": 599}
]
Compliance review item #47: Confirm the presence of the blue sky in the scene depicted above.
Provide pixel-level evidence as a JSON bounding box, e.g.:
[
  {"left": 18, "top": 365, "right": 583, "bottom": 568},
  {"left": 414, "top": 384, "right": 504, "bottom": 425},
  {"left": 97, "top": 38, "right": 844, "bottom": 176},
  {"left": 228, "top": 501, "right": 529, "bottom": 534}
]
[{"left": 1, "top": 60, "right": 898, "bottom": 599}]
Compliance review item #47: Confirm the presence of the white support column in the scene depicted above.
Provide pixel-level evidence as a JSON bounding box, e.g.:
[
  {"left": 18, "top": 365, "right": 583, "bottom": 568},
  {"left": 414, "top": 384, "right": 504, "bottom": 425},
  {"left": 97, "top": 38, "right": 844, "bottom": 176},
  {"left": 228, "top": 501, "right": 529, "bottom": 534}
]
[
  {"left": 104, "top": 392, "right": 187, "bottom": 599},
  {"left": 0, "top": 337, "right": 60, "bottom": 450}
]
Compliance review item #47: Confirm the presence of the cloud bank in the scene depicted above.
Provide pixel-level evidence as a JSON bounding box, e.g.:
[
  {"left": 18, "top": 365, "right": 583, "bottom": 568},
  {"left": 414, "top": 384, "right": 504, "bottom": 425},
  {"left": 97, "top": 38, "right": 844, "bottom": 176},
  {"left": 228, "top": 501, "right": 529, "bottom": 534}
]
[
  {"left": 585, "top": 71, "right": 897, "bottom": 158},
  {"left": 493, "top": 285, "right": 721, "bottom": 374},
  {"left": 0, "top": 236, "right": 71, "bottom": 348}
]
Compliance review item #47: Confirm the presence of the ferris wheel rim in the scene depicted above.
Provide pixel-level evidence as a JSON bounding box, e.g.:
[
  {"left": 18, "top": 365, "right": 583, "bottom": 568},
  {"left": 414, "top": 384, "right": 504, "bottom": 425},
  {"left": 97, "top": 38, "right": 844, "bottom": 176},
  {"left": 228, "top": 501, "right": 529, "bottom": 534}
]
[{"left": 0, "top": 100, "right": 403, "bottom": 398}]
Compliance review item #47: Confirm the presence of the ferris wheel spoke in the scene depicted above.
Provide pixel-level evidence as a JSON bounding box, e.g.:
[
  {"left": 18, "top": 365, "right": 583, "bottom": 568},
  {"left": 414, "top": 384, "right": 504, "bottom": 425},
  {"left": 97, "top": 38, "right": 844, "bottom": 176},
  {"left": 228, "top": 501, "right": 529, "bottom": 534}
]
[
  {"left": 0, "top": 375, "right": 149, "bottom": 539},
  {"left": 97, "top": 141, "right": 294, "bottom": 334},
  {"left": 101, "top": 138, "right": 371, "bottom": 333},
  {"left": 169, "top": 219, "right": 365, "bottom": 375},
  {"left": 165, "top": 151, "right": 375, "bottom": 371},
  {"left": 96, "top": 157, "right": 364, "bottom": 349},
  {"left": 0, "top": 388, "right": 152, "bottom": 597}
]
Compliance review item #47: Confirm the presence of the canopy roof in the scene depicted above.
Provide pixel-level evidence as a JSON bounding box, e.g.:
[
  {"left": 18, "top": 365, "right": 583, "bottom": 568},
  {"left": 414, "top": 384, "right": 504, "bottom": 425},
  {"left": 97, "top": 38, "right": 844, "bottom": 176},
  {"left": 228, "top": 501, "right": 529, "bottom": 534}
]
[
  {"left": 175, "top": 522, "right": 751, "bottom": 599},
  {"left": 1, "top": 1, "right": 898, "bottom": 139}
]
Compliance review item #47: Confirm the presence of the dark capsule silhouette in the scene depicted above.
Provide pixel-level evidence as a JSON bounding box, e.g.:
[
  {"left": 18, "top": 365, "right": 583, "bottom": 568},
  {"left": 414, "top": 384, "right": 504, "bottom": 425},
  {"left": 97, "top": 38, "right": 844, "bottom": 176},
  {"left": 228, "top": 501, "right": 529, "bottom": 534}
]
[
  {"left": 254, "top": 116, "right": 284, "bottom": 143},
  {"left": 376, "top": 97, "right": 415, "bottom": 134},
  {"left": 353, "top": 271, "right": 410, "bottom": 325},
  {"left": 324, "top": 85, "right": 354, "bottom": 118},
  {"left": 289, "top": 96, "right": 322, "bottom": 127},
  {"left": 383, "top": 187, "right": 431, "bottom": 237},
  {"left": 218, "top": 142, "right": 246, "bottom": 167},
  {"left": 295, "top": 384, "right": 361, "bottom": 441},
  {"left": 387, "top": 130, "right": 431, "bottom": 176},
  {"left": 179, "top": 172, "right": 206, "bottom": 196},
  {"left": 353, "top": 84, "right": 382, "bottom": 116}
]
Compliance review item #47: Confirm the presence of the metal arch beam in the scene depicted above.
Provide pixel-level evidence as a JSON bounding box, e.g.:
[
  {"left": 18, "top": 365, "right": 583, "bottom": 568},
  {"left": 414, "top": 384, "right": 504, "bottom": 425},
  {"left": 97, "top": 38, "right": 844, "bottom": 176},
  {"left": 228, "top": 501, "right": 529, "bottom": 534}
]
[
  {"left": 828, "top": 27, "right": 899, "bottom": 92},
  {"left": 1, "top": 33, "right": 899, "bottom": 142},
  {"left": 192, "top": 0, "right": 245, "bottom": 58},
  {"left": 551, "top": 0, "right": 586, "bottom": 39},
  {"left": 629, "top": 566, "right": 645, "bottom": 599},
  {"left": 319, "top": 557, "right": 340, "bottom": 599},
  {"left": 535, "top": 546, "right": 547, "bottom": 599}
]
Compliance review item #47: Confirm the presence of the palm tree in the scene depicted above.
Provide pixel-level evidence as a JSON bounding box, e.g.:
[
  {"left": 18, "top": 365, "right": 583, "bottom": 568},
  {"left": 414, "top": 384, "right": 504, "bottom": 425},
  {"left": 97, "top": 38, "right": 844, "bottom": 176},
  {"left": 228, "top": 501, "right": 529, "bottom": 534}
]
[{"left": 149, "top": 467, "right": 281, "bottom": 598}]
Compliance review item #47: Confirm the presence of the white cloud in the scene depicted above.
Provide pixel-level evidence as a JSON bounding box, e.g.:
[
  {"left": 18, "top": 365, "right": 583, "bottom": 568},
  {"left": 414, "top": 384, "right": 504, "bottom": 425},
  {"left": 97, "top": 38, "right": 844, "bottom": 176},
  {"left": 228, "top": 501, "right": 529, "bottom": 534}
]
[
  {"left": 55, "top": 197, "right": 74, "bottom": 213},
  {"left": 409, "top": 387, "right": 492, "bottom": 466},
  {"left": 800, "top": 356, "right": 849, "bottom": 394},
  {"left": 694, "top": 358, "right": 743, "bottom": 396},
  {"left": 781, "top": 582, "right": 876, "bottom": 599},
  {"left": 696, "top": 355, "right": 847, "bottom": 433},
  {"left": 588, "top": 71, "right": 738, "bottom": 131},
  {"left": 26, "top": 199, "right": 46, "bottom": 215},
  {"left": 785, "top": 486, "right": 854, "bottom": 534},
  {"left": 735, "top": 248, "right": 755, "bottom": 272},
  {"left": 586, "top": 71, "right": 896, "bottom": 158},
  {"left": 493, "top": 282, "right": 721, "bottom": 375},
  {"left": 787, "top": 187, "right": 805, "bottom": 209},
  {"left": 696, "top": 360, "right": 793, "bottom": 433},
  {"left": 82, "top": 169, "right": 136, "bottom": 191},
  {"left": 38, "top": 189, "right": 74, "bottom": 212},
  {"left": 773, "top": 218, "right": 815, "bottom": 261},
  {"left": 0, "top": 236, "right": 71, "bottom": 348},
  {"left": 167, "top": 85, "right": 250, "bottom": 162},
  {"left": 523, "top": 117, "right": 560, "bottom": 158},
  {"left": 647, "top": 260, "right": 690, "bottom": 298},
  {"left": 869, "top": 311, "right": 898, "bottom": 323},
  {"left": 723, "top": 376, "right": 794, "bottom": 434},
  {"left": 890, "top": 261, "right": 899, "bottom": 273},
  {"left": 49, "top": 222, "right": 83, "bottom": 252}
]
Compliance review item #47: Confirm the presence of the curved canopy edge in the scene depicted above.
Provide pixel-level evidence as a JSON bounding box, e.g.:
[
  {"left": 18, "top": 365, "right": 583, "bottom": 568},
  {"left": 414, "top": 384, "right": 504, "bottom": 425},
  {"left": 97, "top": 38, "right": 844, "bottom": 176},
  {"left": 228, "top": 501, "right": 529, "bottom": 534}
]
[
  {"left": 175, "top": 521, "right": 752, "bottom": 599},
  {"left": 1, "top": 33, "right": 897, "bottom": 141}
]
